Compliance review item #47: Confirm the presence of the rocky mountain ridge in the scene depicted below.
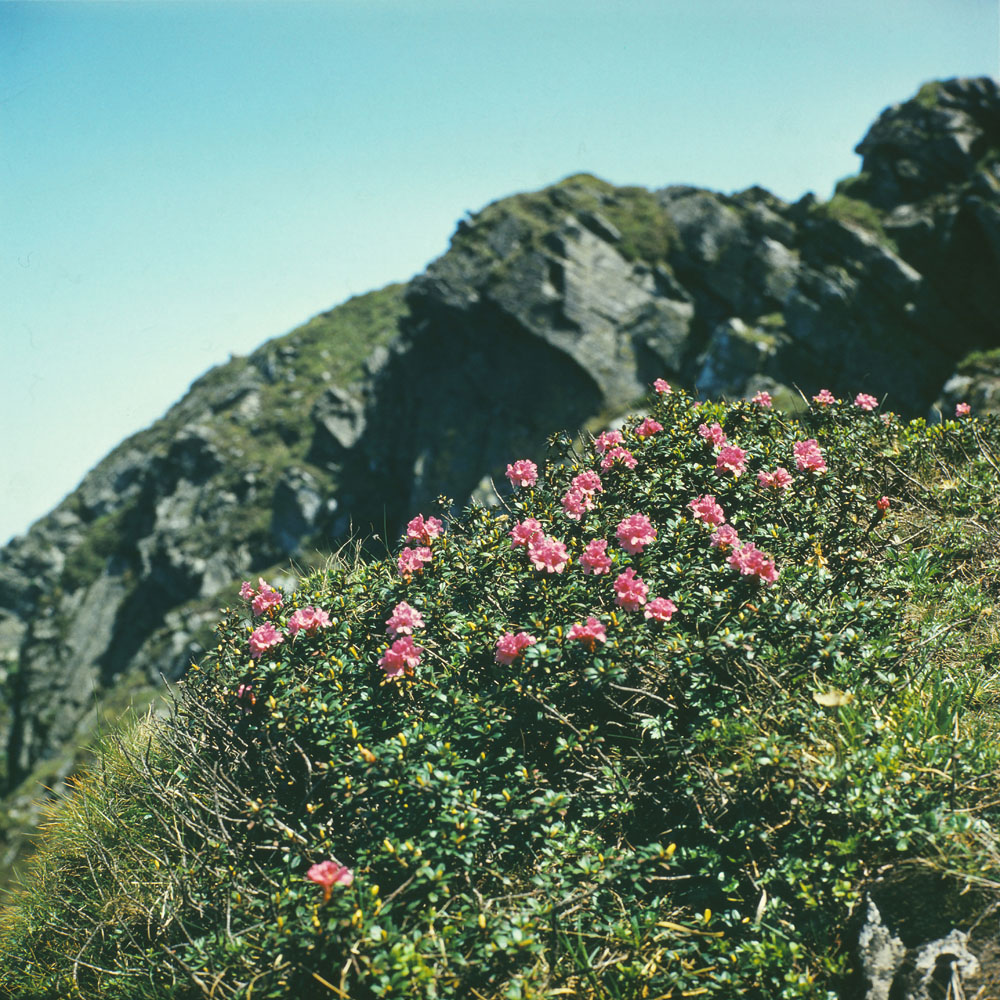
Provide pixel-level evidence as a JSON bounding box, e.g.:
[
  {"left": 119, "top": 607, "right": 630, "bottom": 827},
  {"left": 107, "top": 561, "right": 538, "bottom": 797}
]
[{"left": 1, "top": 77, "right": 998, "bottom": 864}]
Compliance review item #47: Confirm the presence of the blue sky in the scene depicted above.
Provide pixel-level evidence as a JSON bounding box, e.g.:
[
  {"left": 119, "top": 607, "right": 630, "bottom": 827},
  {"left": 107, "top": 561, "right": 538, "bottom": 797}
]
[{"left": 2, "top": 0, "right": 997, "bottom": 545}]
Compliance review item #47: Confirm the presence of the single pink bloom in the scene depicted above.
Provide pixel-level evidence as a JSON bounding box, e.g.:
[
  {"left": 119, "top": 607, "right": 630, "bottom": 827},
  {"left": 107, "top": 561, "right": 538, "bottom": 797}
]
[
  {"left": 406, "top": 514, "right": 444, "bottom": 544},
  {"left": 527, "top": 535, "right": 569, "bottom": 574},
  {"left": 644, "top": 597, "right": 677, "bottom": 622},
  {"left": 812, "top": 388, "right": 837, "bottom": 406},
  {"left": 567, "top": 616, "right": 607, "bottom": 651},
  {"left": 600, "top": 446, "right": 637, "bottom": 471},
  {"left": 793, "top": 439, "right": 827, "bottom": 474},
  {"left": 956, "top": 402, "right": 971, "bottom": 417},
  {"left": 239, "top": 580, "right": 255, "bottom": 601},
  {"left": 397, "top": 546, "right": 432, "bottom": 578},
  {"left": 613, "top": 567, "right": 648, "bottom": 611},
  {"left": 688, "top": 494, "right": 726, "bottom": 526},
  {"left": 716, "top": 445, "right": 747, "bottom": 477},
  {"left": 287, "top": 607, "right": 332, "bottom": 636},
  {"left": 561, "top": 488, "right": 592, "bottom": 521},
  {"left": 251, "top": 579, "right": 282, "bottom": 616},
  {"left": 751, "top": 391, "right": 773, "bottom": 408},
  {"left": 579, "top": 538, "right": 613, "bottom": 575},
  {"left": 709, "top": 523, "right": 741, "bottom": 550},
  {"left": 593, "top": 429, "right": 625, "bottom": 454},
  {"left": 653, "top": 378, "right": 672, "bottom": 395},
  {"left": 616, "top": 514, "right": 656, "bottom": 555},
  {"left": 379, "top": 635, "right": 423, "bottom": 678},
  {"left": 505, "top": 459, "right": 539, "bottom": 488},
  {"left": 385, "top": 601, "right": 425, "bottom": 635},
  {"left": 877, "top": 495, "right": 891, "bottom": 511},
  {"left": 249, "top": 622, "right": 284, "bottom": 659},
  {"left": 635, "top": 417, "right": 663, "bottom": 439},
  {"left": 698, "top": 422, "right": 728, "bottom": 448},
  {"left": 728, "top": 543, "right": 779, "bottom": 585},
  {"left": 757, "top": 467, "right": 793, "bottom": 490},
  {"left": 854, "top": 392, "right": 878, "bottom": 411},
  {"left": 494, "top": 631, "right": 537, "bottom": 665},
  {"left": 509, "top": 518, "right": 544, "bottom": 548},
  {"left": 572, "top": 470, "right": 604, "bottom": 495},
  {"left": 307, "top": 859, "right": 354, "bottom": 902}
]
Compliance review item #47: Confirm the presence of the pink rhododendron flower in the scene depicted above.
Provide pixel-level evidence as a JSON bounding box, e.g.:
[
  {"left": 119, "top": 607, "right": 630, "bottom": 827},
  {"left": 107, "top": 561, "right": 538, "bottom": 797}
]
[
  {"left": 635, "top": 417, "right": 663, "bottom": 439},
  {"left": 307, "top": 859, "right": 354, "bottom": 902},
  {"left": 561, "top": 488, "right": 593, "bottom": 521},
  {"left": 653, "top": 378, "right": 672, "bottom": 394},
  {"left": 793, "top": 439, "right": 827, "bottom": 473},
  {"left": 251, "top": 579, "right": 282, "bottom": 616},
  {"left": 579, "top": 538, "right": 613, "bottom": 575},
  {"left": 287, "top": 607, "right": 332, "bottom": 636},
  {"left": 854, "top": 392, "right": 878, "bottom": 411},
  {"left": 239, "top": 580, "right": 255, "bottom": 601},
  {"left": 494, "top": 631, "right": 537, "bottom": 665},
  {"left": 528, "top": 535, "right": 569, "bottom": 574},
  {"left": 644, "top": 597, "right": 677, "bottom": 622},
  {"left": 397, "top": 546, "right": 433, "bottom": 578},
  {"left": 616, "top": 514, "right": 656, "bottom": 555},
  {"left": 751, "top": 390, "right": 773, "bottom": 408},
  {"left": 593, "top": 429, "right": 625, "bottom": 454},
  {"left": 572, "top": 470, "right": 603, "bottom": 495},
  {"left": 406, "top": 514, "right": 444, "bottom": 544},
  {"left": 688, "top": 494, "right": 726, "bottom": 526},
  {"left": 567, "top": 616, "right": 607, "bottom": 651},
  {"left": 709, "top": 524, "right": 741, "bottom": 550},
  {"left": 613, "top": 567, "right": 648, "bottom": 611},
  {"left": 757, "top": 467, "right": 793, "bottom": 490},
  {"left": 385, "top": 601, "right": 425, "bottom": 635},
  {"left": 877, "top": 495, "right": 891, "bottom": 511},
  {"left": 600, "top": 446, "right": 637, "bottom": 471},
  {"left": 956, "top": 402, "right": 971, "bottom": 416},
  {"left": 379, "top": 636, "right": 423, "bottom": 678},
  {"left": 509, "top": 518, "right": 544, "bottom": 548},
  {"left": 235, "top": 683, "right": 256, "bottom": 713},
  {"left": 812, "top": 388, "right": 837, "bottom": 405},
  {"left": 716, "top": 445, "right": 747, "bottom": 477},
  {"left": 728, "top": 543, "right": 779, "bottom": 584},
  {"left": 698, "top": 422, "right": 728, "bottom": 448},
  {"left": 505, "top": 459, "right": 538, "bottom": 488},
  {"left": 249, "top": 622, "right": 284, "bottom": 659}
]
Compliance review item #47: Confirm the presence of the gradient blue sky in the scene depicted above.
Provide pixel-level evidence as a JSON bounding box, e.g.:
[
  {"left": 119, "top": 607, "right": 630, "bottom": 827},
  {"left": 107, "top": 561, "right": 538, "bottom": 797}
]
[{"left": 2, "top": 0, "right": 997, "bottom": 545}]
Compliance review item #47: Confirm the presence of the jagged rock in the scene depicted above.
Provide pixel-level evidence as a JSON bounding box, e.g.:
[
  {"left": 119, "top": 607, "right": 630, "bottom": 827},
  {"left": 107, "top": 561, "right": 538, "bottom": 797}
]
[
  {"left": 271, "top": 467, "right": 325, "bottom": 555},
  {"left": 311, "top": 385, "right": 366, "bottom": 454},
  {"left": 858, "top": 898, "right": 907, "bottom": 1000}
]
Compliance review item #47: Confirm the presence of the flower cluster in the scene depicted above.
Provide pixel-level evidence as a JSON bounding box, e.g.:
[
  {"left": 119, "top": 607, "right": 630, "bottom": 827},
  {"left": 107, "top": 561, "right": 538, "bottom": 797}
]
[
  {"left": 728, "top": 542, "right": 779, "bottom": 584},
  {"left": 567, "top": 617, "right": 607, "bottom": 650},
  {"left": 710, "top": 524, "right": 741, "bottom": 550},
  {"left": 385, "top": 601, "right": 424, "bottom": 635},
  {"left": 505, "top": 459, "right": 538, "bottom": 488},
  {"left": 249, "top": 621, "right": 284, "bottom": 659},
  {"left": 528, "top": 535, "right": 570, "bottom": 573},
  {"left": 306, "top": 860, "right": 354, "bottom": 902},
  {"left": 634, "top": 417, "right": 663, "bottom": 439},
  {"left": 509, "top": 518, "right": 544, "bottom": 548},
  {"left": 716, "top": 445, "right": 747, "bottom": 477},
  {"left": 644, "top": 597, "right": 677, "bottom": 622},
  {"left": 593, "top": 430, "right": 624, "bottom": 453},
  {"left": 579, "top": 538, "right": 613, "bottom": 575},
  {"left": 494, "top": 631, "right": 537, "bottom": 665},
  {"left": 379, "top": 636, "right": 423, "bottom": 678},
  {"left": 751, "top": 390, "right": 773, "bottom": 407},
  {"left": 653, "top": 378, "right": 671, "bottom": 394},
  {"left": 287, "top": 607, "right": 331, "bottom": 636},
  {"left": 241, "top": 578, "right": 283, "bottom": 616},
  {"left": 793, "top": 439, "right": 827, "bottom": 474},
  {"left": 698, "top": 422, "right": 727, "bottom": 448},
  {"left": 601, "top": 446, "right": 637, "bottom": 471},
  {"left": 613, "top": 568, "right": 648, "bottom": 611},
  {"left": 398, "top": 546, "right": 433, "bottom": 579},
  {"left": 757, "top": 467, "right": 793, "bottom": 490},
  {"left": 406, "top": 514, "right": 444, "bottom": 544},
  {"left": 956, "top": 402, "right": 971, "bottom": 417},
  {"left": 854, "top": 393, "right": 878, "bottom": 411},
  {"left": 688, "top": 494, "right": 725, "bottom": 526},
  {"left": 812, "top": 388, "right": 837, "bottom": 405},
  {"left": 616, "top": 514, "right": 656, "bottom": 555}
]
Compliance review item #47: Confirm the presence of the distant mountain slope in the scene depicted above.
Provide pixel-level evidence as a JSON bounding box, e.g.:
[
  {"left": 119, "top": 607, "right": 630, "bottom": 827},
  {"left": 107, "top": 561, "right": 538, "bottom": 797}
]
[{"left": 1, "top": 77, "right": 998, "bottom": 875}]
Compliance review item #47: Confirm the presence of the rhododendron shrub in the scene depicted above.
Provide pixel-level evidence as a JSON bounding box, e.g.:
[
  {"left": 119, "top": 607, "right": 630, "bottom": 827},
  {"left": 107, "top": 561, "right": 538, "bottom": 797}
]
[{"left": 10, "top": 384, "right": 1000, "bottom": 1000}]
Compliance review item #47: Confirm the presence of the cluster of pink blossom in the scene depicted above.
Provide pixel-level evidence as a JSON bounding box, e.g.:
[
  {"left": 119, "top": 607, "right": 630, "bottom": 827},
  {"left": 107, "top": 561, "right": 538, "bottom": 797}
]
[
  {"left": 249, "top": 621, "right": 284, "bottom": 659},
  {"left": 307, "top": 859, "right": 354, "bottom": 902},
  {"left": 812, "top": 388, "right": 837, "bottom": 405},
  {"left": 877, "top": 495, "right": 891, "bottom": 512},
  {"left": 379, "top": 635, "right": 423, "bottom": 678},
  {"left": 751, "top": 390, "right": 773, "bottom": 408},
  {"left": 509, "top": 518, "right": 544, "bottom": 548},
  {"left": 406, "top": 514, "right": 444, "bottom": 545},
  {"left": 398, "top": 546, "right": 433, "bottom": 579},
  {"left": 567, "top": 617, "right": 607, "bottom": 650},
  {"left": 956, "top": 402, "right": 971, "bottom": 417},
  {"left": 600, "top": 445, "right": 637, "bottom": 471},
  {"left": 579, "top": 538, "right": 613, "bottom": 575},
  {"left": 854, "top": 392, "right": 878, "bottom": 411},
  {"left": 715, "top": 445, "right": 747, "bottom": 478},
  {"left": 709, "top": 524, "right": 741, "bottom": 550},
  {"left": 698, "top": 422, "right": 727, "bottom": 448},
  {"left": 613, "top": 568, "right": 648, "bottom": 611},
  {"left": 634, "top": 416, "right": 663, "bottom": 439},
  {"left": 287, "top": 606, "right": 332, "bottom": 636},
  {"left": 505, "top": 459, "right": 538, "bottom": 488},
  {"left": 573, "top": 470, "right": 604, "bottom": 495},
  {"left": 562, "top": 471, "right": 604, "bottom": 520},
  {"left": 494, "top": 631, "right": 537, "bottom": 665},
  {"left": 616, "top": 514, "right": 656, "bottom": 555},
  {"left": 385, "top": 601, "right": 424, "bottom": 635},
  {"left": 793, "top": 439, "right": 827, "bottom": 474},
  {"left": 688, "top": 494, "right": 725, "bottom": 526},
  {"left": 528, "top": 534, "right": 570, "bottom": 573},
  {"left": 593, "top": 429, "right": 625, "bottom": 453},
  {"left": 728, "top": 542, "right": 779, "bottom": 584},
  {"left": 644, "top": 597, "right": 677, "bottom": 622},
  {"left": 240, "top": 578, "right": 283, "bottom": 616},
  {"left": 757, "top": 467, "right": 793, "bottom": 490},
  {"left": 235, "top": 682, "right": 256, "bottom": 712},
  {"left": 653, "top": 378, "right": 671, "bottom": 395}
]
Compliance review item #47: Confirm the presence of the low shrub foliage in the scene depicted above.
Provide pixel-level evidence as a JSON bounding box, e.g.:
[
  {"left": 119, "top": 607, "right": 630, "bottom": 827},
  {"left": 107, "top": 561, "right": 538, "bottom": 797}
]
[{"left": 3, "top": 387, "right": 1000, "bottom": 999}]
